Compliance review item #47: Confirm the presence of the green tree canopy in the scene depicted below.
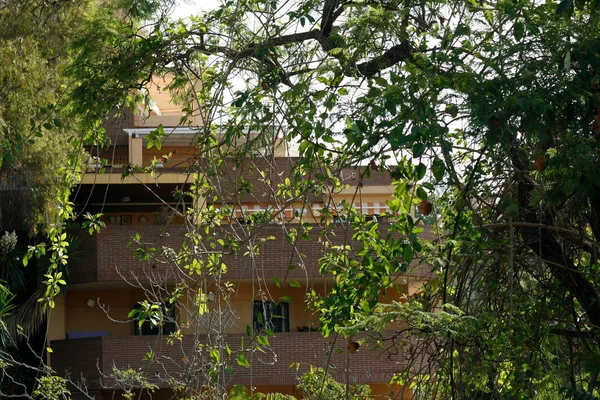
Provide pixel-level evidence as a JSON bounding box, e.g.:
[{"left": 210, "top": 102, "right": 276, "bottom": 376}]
[
  {"left": 61, "top": 0, "right": 600, "bottom": 398},
  {"left": 0, "top": 0, "right": 94, "bottom": 232}
]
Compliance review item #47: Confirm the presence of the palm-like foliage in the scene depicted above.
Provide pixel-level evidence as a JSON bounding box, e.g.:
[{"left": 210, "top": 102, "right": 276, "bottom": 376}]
[{"left": 0, "top": 283, "right": 16, "bottom": 349}]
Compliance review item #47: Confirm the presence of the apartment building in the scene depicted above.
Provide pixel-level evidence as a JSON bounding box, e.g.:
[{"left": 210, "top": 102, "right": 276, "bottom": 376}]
[{"left": 47, "top": 84, "right": 432, "bottom": 399}]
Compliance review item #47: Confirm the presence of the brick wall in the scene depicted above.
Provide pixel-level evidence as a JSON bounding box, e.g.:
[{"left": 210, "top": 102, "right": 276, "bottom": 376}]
[
  {"left": 71, "top": 229, "right": 98, "bottom": 284},
  {"left": 93, "top": 146, "right": 129, "bottom": 166},
  {"left": 104, "top": 109, "right": 134, "bottom": 146},
  {"left": 69, "top": 224, "right": 434, "bottom": 283},
  {"left": 205, "top": 158, "right": 397, "bottom": 203},
  {"left": 85, "top": 109, "right": 133, "bottom": 167},
  {"left": 338, "top": 167, "right": 394, "bottom": 186},
  {"left": 51, "top": 337, "right": 102, "bottom": 388},
  {"left": 51, "top": 332, "right": 426, "bottom": 390},
  {"left": 202, "top": 157, "right": 325, "bottom": 204}
]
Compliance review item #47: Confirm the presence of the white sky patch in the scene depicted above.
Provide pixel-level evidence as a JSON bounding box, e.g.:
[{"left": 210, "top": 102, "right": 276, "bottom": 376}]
[{"left": 170, "top": 0, "right": 220, "bottom": 19}]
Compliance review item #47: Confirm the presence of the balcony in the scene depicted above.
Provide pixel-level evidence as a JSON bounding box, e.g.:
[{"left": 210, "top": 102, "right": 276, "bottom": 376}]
[
  {"left": 70, "top": 224, "right": 433, "bottom": 284},
  {"left": 50, "top": 332, "right": 424, "bottom": 390}
]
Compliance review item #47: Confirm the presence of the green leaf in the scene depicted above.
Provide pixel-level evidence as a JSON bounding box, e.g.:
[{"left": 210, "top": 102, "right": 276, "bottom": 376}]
[
  {"left": 257, "top": 335, "right": 270, "bottom": 346},
  {"left": 556, "top": 0, "right": 574, "bottom": 14},
  {"left": 506, "top": 202, "right": 519, "bottom": 218},
  {"left": 289, "top": 279, "right": 301, "bottom": 288},
  {"left": 455, "top": 24, "right": 471, "bottom": 36},
  {"left": 415, "top": 163, "right": 426, "bottom": 180},
  {"left": 416, "top": 187, "right": 428, "bottom": 201},
  {"left": 359, "top": 299, "right": 371, "bottom": 312},
  {"left": 264, "top": 329, "right": 275, "bottom": 337},
  {"left": 513, "top": 21, "right": 525, "bottom": 41},
  {"left": 445, "top": 104, "right": 458, "bottom": 118},
  {"left": 403, "top": 245, "right": 414, "bottom": 263},
  {"left": 431, "top": 157, "right": 445, "bottom": 181},
  {"left": 210, "top": 349, "right": 220, "bottom": 363},
  {"left": 22, "top": 252, "right": 30, "bottom": 267},
  {"left": 237, "top": 353, "right": 250, "bottom": 367},
  {"left": 412, "top": 143, "right": 426, "bottom": 158},
  {"left": 529, "top": 189, "right": 543, "bottom": 207},
  {"left": 375, "top": 77, "right": 388, "bottom": 87}
]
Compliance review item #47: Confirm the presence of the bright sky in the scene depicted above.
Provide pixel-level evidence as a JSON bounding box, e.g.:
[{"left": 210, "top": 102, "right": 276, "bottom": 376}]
[{"left": 170, "top": 0, "right": 219, "bottom": 19}]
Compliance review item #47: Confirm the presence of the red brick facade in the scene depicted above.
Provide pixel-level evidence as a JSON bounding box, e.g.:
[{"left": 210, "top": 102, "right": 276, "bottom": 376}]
[
  {"left": 70, "top": 224, "right": 432, "bottom": 283},
  {"left": 59, "top": 151, "right": 432, "bottom": 396},
  {"left": 51, "top": 332, "right": 426, "bottom": 390}
]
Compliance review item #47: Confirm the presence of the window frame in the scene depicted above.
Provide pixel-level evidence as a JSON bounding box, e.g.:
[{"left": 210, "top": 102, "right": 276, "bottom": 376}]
[
  {"left": 252, "top": 300, "right": 289, "bottom": 333},
  {"left": 132, "top": 302, "right": 177, "bottom": 336}
]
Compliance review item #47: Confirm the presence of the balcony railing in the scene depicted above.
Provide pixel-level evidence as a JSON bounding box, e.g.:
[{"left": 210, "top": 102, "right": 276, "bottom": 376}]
[
  {"left": 70, "top": 224, "right": 433, "bottom": 284},
  {"left": 51, "top": 332, "right": 427, "bottom": 390}
]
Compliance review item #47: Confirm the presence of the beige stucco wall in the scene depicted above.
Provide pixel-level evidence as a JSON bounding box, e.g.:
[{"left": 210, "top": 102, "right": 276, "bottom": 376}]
[
  {"left": 180, "top": 282, "right": 323, "bottom": 335},
  {"left": 47, "top": 293, "right": 66, "bottom": 341},
  {"left": 65, "top": 289, "right": 138, "bottom": 336},
  {"left": 133, "top": 74, "right": 203, "bottom": 128},
  {"left": 142, "top": 145, "right": 197, "bottom": 167},
  {"left": 63, "top": 282, "right": 327, "bottom": 337}
]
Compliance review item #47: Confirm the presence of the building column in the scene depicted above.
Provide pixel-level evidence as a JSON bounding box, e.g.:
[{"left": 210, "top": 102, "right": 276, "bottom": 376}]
[
  {"left": 46, "top": 293, "right": 66, "bottom": 366},
  {"left": 128, "top": 134, "right": 143, "bottom": 166}
]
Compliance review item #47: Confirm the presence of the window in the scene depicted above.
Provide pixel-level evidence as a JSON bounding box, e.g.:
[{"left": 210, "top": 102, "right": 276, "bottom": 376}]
[
  {"left": 365, "top": 214, "right": 389, "bottom": 223},
  {"left": 132, "top": 303, "right": 177, "bottom": 336},
  {"left": 253, "top": 301, "right": 289, "bottom": 333},
  {"left": 365, "top": 214, "right": 378, "bottom": 222},
  {"left": 238, "top": 211, "right": 275, "bottom": 225},
  {"left": 333, "top": 215, "right": 346, "bottom": 223}
]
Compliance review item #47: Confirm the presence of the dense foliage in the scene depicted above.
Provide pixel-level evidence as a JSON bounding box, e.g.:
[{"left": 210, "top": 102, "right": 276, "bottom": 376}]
[
  {"left": 80, "top": 0, "right": 600, "bottom": 397},
  {"left": 5, "top": 0, "right": 600, "bottom": 398},
  {"left": 0, "top": 0, "right": 95, "bottom": 232}
]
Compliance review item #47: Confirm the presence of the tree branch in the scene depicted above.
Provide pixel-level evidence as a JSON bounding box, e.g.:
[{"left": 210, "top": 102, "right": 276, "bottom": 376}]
[
  {"left": 355, "top": 41, "right": 412, "bottom": 77},
  {"left": 184, "top": 30, "right": 321, "bottom": 61},
  {"left": 321, "top": 0, "right": 341, "bottom": 36},
  {"left": 183, "top": 26, "right": 414, "bottom": 80},
  {"left": 512, "top": 156, "right": 600, "bottom": 332}
]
